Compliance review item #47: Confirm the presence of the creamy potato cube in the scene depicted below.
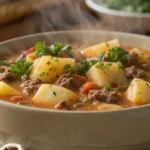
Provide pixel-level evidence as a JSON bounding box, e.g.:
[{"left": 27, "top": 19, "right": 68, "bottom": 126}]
[
  {"left": 0, "top": 81, "right": 20, "bottom": 96},
  {"left": 81, "top": 39, "right": 120, "bottom": 58},
  {"left": 30, "top": 56, "right": 76, "bottom": 82},
  {"left": 98, "top": 103, "right": 123, "bottom": 110},
  {"left": 86, "top": 62, "right": 127, "bottom": 86},
  {"left": 130, "top": 48, "right": 149, "bottom": 63},
  {"left": 32, "top": 84, "right": 78, "bottom": 106},
  {"left": 26, "top": 52, "right": 37, "bottom": 62},
  {"left": 127, "top": 78, "right": 150, "bottom": 104}
]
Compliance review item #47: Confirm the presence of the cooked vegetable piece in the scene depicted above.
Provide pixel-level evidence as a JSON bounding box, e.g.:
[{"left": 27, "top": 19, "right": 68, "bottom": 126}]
[
  {"left": 26, "top": 47, "right": 35, "bottom": 55},
  {"left": 129, "top": 48, "right": 149, "bottom": 63},
  {"left": 0, "top": 81, "right": 20, "bottom": 96},
  {"left": 86, "top": 62, "right": 127, "bottom": 86},
  {"left": 31, "top": 56, "right": 76, "bottom": 82},
  {"left": 127, "top": 78, "right": 150, "bottom": 104},
  {"left": 10, "top": 60, "right": 33, "bottom": 77},
  {"left": 98, "top": 103, "right": 123, "bottom": 110},
  {"left": 35, "top": 42, "right": 72, "bottom": 57},
  {"left": 80, "top": 82, "right": 99, "bottom": 94},
  {"left": 32, "top": 84, "right": 78, "bottom": 106},
  {"left": 26, "top": 52, "right": 37, "bottom": 62},
  {"left": 81, "top": 39, "right": 120, "bottom": 58}
]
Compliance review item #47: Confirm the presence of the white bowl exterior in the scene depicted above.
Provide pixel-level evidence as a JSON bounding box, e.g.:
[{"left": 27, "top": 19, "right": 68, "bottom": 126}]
[
  {"left": 0, "top": 31, "right": 150, "bottom": 149},
  {"left": 85, "top": 0, "right": 150, "bottom": 31}
]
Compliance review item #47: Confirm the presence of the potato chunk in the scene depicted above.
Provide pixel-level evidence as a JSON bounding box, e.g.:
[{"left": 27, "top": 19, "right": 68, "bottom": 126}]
[
  {"left": 81, "top": 39, "right": 120, "bottom": 58},
  {"left": 98, "top": 103, "right": 123, "bottom": 110},
  {"left": 26, "top": 52, "right": 37, "bottom": 62},
  {"left": 30, "top": 56, "right": 76, "bottom": 82},
  {"left": 127, "top": 78, "right": 150, "bottom": 104},
  {"left": 32, "top": 84, "right": 78, "bottom": 106},
  {"left": 0, "top": 81, "right": 20, "bottom": 96},
  {"left": 86, "top": 62, "right": 127, "bottom": 86},
  {"left": 130, "top": 48, "right": 149, "bottom": 63}
]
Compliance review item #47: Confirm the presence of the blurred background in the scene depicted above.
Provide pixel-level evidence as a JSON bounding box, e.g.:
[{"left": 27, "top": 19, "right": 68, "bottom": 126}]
[{"left": 0, "top": 0, "right": 150, "bottom": 42}]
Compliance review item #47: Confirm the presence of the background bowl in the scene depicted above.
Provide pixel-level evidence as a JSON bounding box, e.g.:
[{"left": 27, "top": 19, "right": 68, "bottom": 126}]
[
  {"left": 85, "top": 0, "right": 150, "bottom": 33},
  {"left": 1, "top": 31, "right": 150, "bottom": 150}
]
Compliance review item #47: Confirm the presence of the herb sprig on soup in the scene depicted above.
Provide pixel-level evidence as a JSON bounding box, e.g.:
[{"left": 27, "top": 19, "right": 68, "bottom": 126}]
[{"left": 1, "top": 39, "right": 150, "bottom": 111}]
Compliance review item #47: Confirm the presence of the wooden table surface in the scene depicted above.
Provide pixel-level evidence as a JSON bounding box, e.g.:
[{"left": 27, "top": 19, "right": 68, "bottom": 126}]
[{"left": 0, "top": 0, "right": 149, "bottom": 42}]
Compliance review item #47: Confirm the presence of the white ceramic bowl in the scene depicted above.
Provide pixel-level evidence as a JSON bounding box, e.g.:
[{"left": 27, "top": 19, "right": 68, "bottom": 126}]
[
  {"left": 1, "top": 31, "right": 150, "bottom": 150},
  {"left": 85, "top": 0, "right": 150, "bottom": 32}
]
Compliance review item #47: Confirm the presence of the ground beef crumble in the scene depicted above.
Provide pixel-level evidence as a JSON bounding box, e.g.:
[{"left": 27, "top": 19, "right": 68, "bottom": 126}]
[
  {"left": 88, "top": 89, "right": 121, "bottom": 104},
  {"left": 21, "top": 78, "right": 44, "bottom": 95},
  {"left": 55, "top": 72, "right": 87, "bottom": 90}
]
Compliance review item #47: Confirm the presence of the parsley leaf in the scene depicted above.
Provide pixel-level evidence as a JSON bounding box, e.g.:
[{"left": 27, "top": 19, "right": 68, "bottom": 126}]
[
  {"left": 95, "top": 62, "right": 112, "bottom": 73},
  {"left": 105, "top": 84, "right": 112, "bottom": 91},
  {"left": 10, "top": 60, "right": 33, "bottom": 77},
  {"left": 35, "top": 42, "right": 72, "bottom": 57},
  {"left": 105, "top": 47, "right": 131, "bottom": 65},
  {"left": 63, "top": 60, "right": 98, "bottom": 75},
  {"left": 98, "top": 52, "right": 105, "bottom": 62}
]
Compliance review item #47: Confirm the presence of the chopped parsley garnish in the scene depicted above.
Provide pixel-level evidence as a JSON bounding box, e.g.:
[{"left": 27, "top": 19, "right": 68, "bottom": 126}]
[
  {"left": 10, "top": 60, "right": 33, "bottom": 77},
  {"left": 39, "top": 72, "right": 45, "bottom": 76},
  {"left": 46, "top": 61, "right": 51, "bottom": 65},
  {"left": 118, "top": 61, "right": 124, "bottom": 69},
  {"left": 95, "top": 62, "right": 112, "bottom": 73},
  {"left": 63, "top": 60, "right": 98, "bottom": 75},
  {"left": 53, "top": 91, "right": 56, "bottom": 96},
  {"left": 98, "top": 52, "right": 105, "bottom": 62},
  {"left": 105, "top": 47, "right": 131, "bottom": 65},
  {"left": 0, "top": 60, "right": 8, "bottom": 66},
  {"left": 105, "top": 84, "right": 112, "bottom": 91},
  {"left": 146, "top": 83, "right": 150, "bottom": 88},
  {"left": 35, "top": 42, "right": 72, "bottom": 57}
]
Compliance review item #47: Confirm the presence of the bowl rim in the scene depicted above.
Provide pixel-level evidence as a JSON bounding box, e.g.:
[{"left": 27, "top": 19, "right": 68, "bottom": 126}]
[
  {"left": 85, "top": 0, "right": 150, "bottom": 18},
  {"left": 1, "top": 30, "right": 150, "bottom": 114}
]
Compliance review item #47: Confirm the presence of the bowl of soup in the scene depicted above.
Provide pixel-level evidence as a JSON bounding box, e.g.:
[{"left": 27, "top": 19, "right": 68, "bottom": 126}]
[{"left": 0, "top": 31, "right": 150, "bottom": 150}]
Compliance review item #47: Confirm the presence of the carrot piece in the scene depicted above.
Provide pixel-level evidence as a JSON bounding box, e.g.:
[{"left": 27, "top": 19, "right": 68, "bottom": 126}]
[
  {"left": 80, "top": 82, "right": 99, "bottom": 94},
  {"left": 26, "top": 47, "right": 35, "bottom": 55},
  {"left": 11, "top": 96, "right": 24, "bottom": 102}
]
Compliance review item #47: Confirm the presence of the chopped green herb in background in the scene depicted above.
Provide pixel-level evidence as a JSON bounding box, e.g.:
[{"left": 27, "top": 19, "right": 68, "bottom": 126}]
[{"left": 10, "top": 60, "right": 33, "bottom": 77}]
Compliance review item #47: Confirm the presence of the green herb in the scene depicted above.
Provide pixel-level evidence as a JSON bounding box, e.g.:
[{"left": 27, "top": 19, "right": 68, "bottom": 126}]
[
  {"left": 63, "top": 60, "right": 98, "bottom": 75},
  {"left": 10, "top": 60, "right": 33, "bottom": 77},
  {"left": 35, "top": 42, "right": 72, "bottom": 57},
  {"left": 105, "top": 47, "right": 131, "bottom": 65},
  {"left": 0, "top": 60, "right": 8, "bottom": 66},
  {"left": 61, "top": 45, "right": 72, "bottom": 57},
  {"left": 46, "top": 61, "right": 51, "bottom": 65},
  {"left": 105, "top": 84, "right": 112, "bottom": 91},
  {"left": 146, "top": 83, "right": 150, "bottom": 88},
  {"left": 39, "top": 72, "right": 45, "bottom": 76},
  {"left": 77, "top": 60, "right": 98, "bottom": 75},
  {"left": 95, "top": 62, "right": 112, "bottom": 73},
  {"left": 118, "top": 61, "right": 124, "bottom": 69},
  {"left": 53, "top": 91, "right": 56, "bottom": 96},
  {"left": 98, "top": 52, "right": 105, "bottom": 62},
  {"left": 63, "top": 64, "right": 76, "bottom": 73}
]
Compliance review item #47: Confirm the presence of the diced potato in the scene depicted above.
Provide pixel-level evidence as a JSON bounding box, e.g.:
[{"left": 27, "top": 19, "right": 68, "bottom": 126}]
[
  {"left": 32, "top": 84, "right": 78, "bottom": 106},
  {"left": 30, "top": 56, "right": 76, "bottom": 82},
  {"left": 26, "top": 52, "right": 37, "bottom": 62},
  {"left": 81, "top": 39, "right": 120, "bottom": 58},
  {"left": 127, "top": 78, "right": 150, "bottom": 104},
  {"left": 86, "top": 62, "right": 127, "bottom": 86},
  {"left": 130, "top": 48, "right": 149, "bottom": 63},
  {"left": 0, "top": 81, "right": 20, "bottom": 96},
  {"left": 98, "top": 103, "right": 123, "bottom": 110}
]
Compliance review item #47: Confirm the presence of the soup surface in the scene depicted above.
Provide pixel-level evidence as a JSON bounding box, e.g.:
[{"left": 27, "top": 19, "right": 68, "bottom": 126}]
[{"left": 1, "top": 39, "right": 150, "bottom": 111}]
